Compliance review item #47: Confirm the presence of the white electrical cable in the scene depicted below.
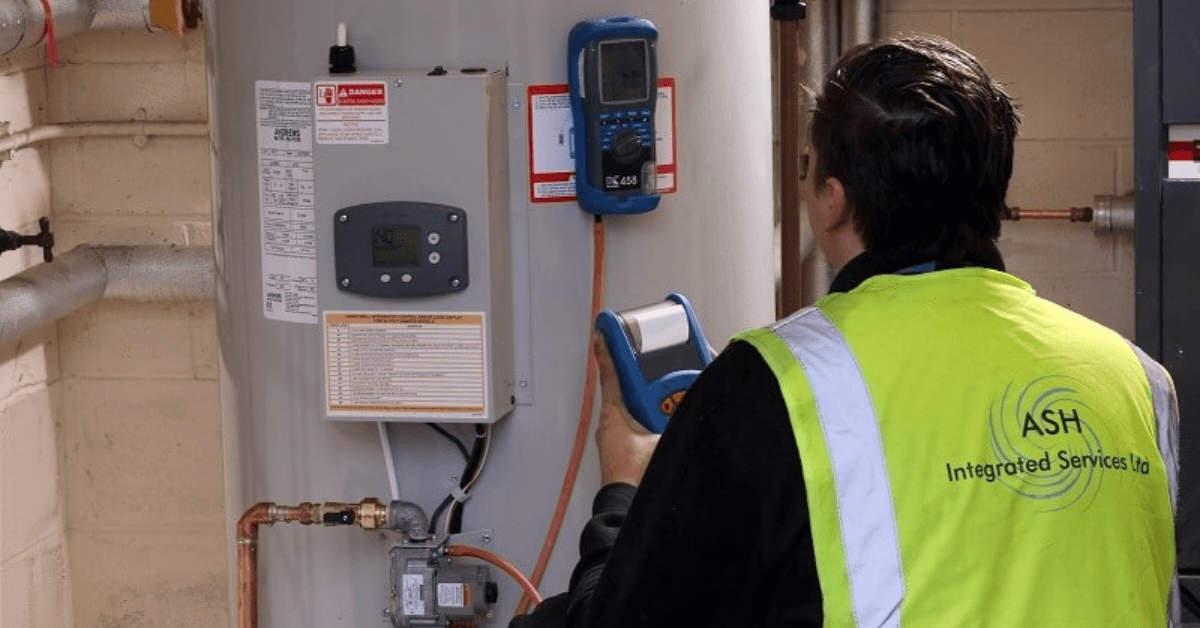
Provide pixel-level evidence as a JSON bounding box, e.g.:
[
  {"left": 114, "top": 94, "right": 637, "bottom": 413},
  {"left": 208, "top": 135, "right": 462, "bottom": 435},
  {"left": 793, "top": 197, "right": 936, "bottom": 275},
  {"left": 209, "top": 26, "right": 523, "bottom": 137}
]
[
  {"left": 443, "top": 424, "right": 492, "bottom": 538},
  {"left": 378, "top": 421, "right": 401, "bottom": 502}
]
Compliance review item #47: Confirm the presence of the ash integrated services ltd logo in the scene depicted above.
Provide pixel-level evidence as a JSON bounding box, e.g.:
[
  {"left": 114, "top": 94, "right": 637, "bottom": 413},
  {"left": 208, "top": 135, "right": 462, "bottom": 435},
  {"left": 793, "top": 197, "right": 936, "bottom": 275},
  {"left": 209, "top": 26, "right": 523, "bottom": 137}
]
[{"left": 943, "top": 376, "right": 1154, "bottom": 512}]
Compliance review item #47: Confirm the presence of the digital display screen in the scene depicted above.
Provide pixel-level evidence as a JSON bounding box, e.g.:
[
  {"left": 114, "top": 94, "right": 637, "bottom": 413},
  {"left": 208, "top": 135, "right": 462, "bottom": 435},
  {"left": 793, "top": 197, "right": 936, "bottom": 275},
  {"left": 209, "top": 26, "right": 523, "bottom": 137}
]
[
  {"left": 372, "top": 225, "right": 420, "bottom": 267},
  {"left": 599, "top": 40, "right": 649, "bottom": 104}
]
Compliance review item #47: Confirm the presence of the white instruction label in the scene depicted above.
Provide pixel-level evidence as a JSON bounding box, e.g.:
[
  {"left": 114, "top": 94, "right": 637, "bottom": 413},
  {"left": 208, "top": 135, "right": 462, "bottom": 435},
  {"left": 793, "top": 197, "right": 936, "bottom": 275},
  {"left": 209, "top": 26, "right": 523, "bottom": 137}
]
[
  {"left": 402, "top": 574, "right": 425, "bottom": 616},
  {"left": 256, "top": 81, "right": 318, "bottom": 324},
  {"left": 314, "top": 81, "right": 389, "bottom": 144},
  {"left": 437, "top": 583, "right": 466, "bottom": 608},
  {"left": 324, "top": 312, "right": 488, "bottom": 419}
]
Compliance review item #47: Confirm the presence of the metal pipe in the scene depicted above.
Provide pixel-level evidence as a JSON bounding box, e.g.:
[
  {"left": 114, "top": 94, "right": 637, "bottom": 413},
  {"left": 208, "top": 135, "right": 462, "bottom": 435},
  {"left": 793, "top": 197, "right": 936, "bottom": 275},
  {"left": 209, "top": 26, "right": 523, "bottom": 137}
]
[
  {"left": 235, "top": 499, "right": 406, "bottom": 628},
  {"left": 798, "top": 0, "right": 839, "bottom": 305},
  {"left": 841, "top": 0, "right": 881, "bottom": 53},
  {"left": 0, "top": 0, "right": 196, "bottom": 57},
  {"left": 1004, "top": 207, "right": 1094, "bottom": 222},
  {"left": 1001, "top": 196, "right": 1135, "bottom": 234},
  {"left": 1093, "top": 194, "right": 1135, "bottom": 234},
  {"left": 0, "top": 121, "right": 207, "bottom": 155},
  {"left": 0, "top": 244, "right": 213, "bottom": 345}
]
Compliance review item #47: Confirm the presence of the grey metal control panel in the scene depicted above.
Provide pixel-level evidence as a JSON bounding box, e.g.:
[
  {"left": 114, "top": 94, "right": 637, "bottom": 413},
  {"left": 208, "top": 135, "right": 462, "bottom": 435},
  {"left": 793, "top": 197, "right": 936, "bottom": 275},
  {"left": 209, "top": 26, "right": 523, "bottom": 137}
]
[{"left": 334, "top": 201, "right": 469, "bottom": 298}]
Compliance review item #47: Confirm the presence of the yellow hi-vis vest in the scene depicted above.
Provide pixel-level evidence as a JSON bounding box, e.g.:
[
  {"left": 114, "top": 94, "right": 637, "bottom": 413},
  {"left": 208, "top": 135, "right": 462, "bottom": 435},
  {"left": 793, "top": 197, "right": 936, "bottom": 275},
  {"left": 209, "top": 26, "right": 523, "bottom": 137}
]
[{"left": 735, "top": 268, "right": 1178, "bottom": 628}]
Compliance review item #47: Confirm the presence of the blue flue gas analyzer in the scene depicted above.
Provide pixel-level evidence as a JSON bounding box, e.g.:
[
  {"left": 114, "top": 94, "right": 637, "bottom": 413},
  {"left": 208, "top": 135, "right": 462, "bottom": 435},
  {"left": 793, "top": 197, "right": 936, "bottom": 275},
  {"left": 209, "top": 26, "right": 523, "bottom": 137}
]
[
  {"left": 568, "top": 17, "right": 660, "bottom": 214},
  {"left": 595, "top": 294, "right": 714, "bottom": 433}
]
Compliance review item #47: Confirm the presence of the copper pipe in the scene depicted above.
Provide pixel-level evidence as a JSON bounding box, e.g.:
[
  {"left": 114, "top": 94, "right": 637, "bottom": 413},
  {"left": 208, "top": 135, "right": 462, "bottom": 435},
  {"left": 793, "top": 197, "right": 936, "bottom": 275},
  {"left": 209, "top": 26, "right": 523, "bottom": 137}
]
[
  {"left": 236, "top": 499, "right": 389, "bottom": 628},
  {"left": 1003, "top": 206, "right": 1094, "bottom": 222}
]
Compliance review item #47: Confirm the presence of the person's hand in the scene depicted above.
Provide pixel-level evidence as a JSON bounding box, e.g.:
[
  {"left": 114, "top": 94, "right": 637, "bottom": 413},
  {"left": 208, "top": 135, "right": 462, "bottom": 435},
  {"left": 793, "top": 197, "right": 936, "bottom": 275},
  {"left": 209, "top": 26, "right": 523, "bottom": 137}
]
[{"left": 593, "top": 333, "right": 661, "bottom": 487}]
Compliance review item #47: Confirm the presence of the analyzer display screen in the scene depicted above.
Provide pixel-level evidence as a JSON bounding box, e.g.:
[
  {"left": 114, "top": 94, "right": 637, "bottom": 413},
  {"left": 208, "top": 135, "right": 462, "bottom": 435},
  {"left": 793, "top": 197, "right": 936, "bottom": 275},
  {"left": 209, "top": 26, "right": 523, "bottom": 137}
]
[
  {"left": 599, "top": 40, "right": 649, "bottom": 104},
  {"left": 372, "top": 225, "right": 420, "bottom": 267}
]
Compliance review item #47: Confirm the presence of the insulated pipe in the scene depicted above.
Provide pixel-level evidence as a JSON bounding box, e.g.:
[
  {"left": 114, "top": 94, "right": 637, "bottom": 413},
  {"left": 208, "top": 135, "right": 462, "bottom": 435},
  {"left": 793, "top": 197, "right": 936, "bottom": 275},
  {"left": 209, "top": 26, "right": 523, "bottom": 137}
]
[
  {"left": 0, "top": 244, "right": 213, "bottom": 345},
  {"left": 0, "top": 121, "right": 207, "bottom": 154},
  {"left": 0, "top": 0, "right": 197, "bottom": 56}
]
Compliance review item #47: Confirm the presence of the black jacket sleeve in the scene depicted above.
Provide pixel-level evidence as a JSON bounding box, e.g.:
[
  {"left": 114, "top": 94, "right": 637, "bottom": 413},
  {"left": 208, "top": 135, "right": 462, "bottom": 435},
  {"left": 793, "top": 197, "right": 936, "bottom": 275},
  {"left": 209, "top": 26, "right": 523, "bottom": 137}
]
[{"left": 535, "top": 341, "right": 822, "bottom": 628}]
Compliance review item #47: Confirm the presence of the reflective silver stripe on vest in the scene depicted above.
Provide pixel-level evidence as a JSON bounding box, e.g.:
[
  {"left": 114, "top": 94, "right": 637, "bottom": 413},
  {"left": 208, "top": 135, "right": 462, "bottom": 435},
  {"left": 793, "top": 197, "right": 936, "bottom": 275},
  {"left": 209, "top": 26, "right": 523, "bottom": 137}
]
[
  {"left": 1126, "top": 341, "right": 1181, "bottom": 628},
  {"left": 771, "top": 307, "right": 904, "bottom": 628}
]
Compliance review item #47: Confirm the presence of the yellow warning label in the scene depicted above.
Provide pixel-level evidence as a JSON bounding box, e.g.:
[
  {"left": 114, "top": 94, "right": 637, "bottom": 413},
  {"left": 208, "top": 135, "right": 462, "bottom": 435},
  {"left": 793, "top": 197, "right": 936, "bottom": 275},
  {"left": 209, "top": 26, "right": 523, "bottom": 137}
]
[{"left": 324, "top": 311, "right": 487, "bottom": 418}]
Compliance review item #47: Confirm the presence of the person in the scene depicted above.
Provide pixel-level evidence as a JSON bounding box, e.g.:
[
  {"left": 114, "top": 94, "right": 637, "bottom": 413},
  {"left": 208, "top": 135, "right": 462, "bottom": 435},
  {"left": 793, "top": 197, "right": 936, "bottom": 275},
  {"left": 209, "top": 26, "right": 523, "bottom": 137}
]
[{"left": 515, "top": 34, "right": 1179, "bottom": 628}]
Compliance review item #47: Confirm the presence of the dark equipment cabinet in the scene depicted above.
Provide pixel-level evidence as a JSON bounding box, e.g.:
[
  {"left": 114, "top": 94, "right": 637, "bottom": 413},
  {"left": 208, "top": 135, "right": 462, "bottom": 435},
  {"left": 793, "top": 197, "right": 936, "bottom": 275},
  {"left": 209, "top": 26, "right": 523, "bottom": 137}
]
[{"left": 1137, "top": 0, "right": 1200, "bottom": 622}]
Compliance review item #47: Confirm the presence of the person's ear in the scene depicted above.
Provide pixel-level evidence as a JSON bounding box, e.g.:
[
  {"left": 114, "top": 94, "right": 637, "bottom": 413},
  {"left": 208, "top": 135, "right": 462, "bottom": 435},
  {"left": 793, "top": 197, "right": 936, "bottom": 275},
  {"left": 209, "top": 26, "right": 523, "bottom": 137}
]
[{"left": 812, "top": 176, "right": 848, "bottom": 232}]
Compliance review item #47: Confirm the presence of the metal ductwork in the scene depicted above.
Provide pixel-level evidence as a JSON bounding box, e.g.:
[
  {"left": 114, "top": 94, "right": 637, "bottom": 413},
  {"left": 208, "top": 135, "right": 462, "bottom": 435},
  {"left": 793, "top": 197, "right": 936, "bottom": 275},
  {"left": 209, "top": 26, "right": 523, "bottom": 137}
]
[{"left": 0, "top": 0, "right": 201, "bottom": 57}]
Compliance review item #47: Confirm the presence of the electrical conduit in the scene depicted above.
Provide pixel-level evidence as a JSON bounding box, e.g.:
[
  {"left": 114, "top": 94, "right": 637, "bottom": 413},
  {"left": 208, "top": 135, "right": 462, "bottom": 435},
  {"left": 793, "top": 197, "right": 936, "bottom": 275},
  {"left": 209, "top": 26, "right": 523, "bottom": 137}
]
[{"left": 0, "top": 121, "right": 207, "bottom": 155}]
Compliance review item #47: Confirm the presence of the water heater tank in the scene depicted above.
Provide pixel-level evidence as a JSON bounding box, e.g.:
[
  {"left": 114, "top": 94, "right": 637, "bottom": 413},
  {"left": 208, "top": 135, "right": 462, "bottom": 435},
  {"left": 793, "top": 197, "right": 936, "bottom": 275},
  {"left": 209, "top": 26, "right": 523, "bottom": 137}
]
[{"left": 204, "top": 0, "right": 774, "bottom": 624}]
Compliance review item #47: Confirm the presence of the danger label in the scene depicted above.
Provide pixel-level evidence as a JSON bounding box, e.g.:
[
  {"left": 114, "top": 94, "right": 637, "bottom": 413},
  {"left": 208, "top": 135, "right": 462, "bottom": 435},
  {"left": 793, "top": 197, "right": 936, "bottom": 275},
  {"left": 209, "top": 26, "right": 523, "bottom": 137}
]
[
  {"left": 314, "top": 80, "right": 389, "bottom": 144},
  {"left": 317, "top": 83, "right": 386, "bottom": 107}
]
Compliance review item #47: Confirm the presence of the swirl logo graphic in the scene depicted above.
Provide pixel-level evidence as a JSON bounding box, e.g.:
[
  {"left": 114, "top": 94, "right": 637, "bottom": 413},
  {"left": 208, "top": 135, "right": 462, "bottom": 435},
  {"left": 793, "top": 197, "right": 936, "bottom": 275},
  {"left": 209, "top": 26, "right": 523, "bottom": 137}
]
[{"left": 987, "top": 376, "right": 1107, "bottom": 512}]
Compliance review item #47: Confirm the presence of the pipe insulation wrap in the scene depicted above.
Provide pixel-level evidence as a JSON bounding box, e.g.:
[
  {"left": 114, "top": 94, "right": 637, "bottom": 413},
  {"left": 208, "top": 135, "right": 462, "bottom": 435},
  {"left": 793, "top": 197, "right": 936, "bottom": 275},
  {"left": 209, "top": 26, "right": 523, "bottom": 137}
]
[
  {"left": 0, "top": 0, "right": 45, "bottom": 55},
  {"left": 100, "top": 245, "right": 213, "bottom": 300},
  {"left": 0, "top": 245, "right": 213, "bottom": 345},
  {"left": 90, "top": 0, "right": 150, "bottom": 31},
  {"left": 0, "top": 0, "right": 187, "bottom": 56},
  {"left": 0, "top": 247, "right": 106, "bottom": 342}
]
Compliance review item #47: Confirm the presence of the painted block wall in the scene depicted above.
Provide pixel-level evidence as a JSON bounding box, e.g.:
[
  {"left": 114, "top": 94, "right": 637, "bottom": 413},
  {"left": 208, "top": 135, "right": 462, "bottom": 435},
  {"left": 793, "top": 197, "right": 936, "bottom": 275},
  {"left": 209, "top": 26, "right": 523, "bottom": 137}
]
[
  {"left": 0, "top": 0, "right": 1136, "bottom": 625},
  {"left": 885, "top": 0, "right": 1137, "bottom": 338},
  {"left": 0, "top": 43, "right": 72, "bottom": 628},
  {"left": 0, "top": 28, "right": 224, "bottom": 628},
  {"left": 48, "top": 29, "right": 226, "bottom": 628}
]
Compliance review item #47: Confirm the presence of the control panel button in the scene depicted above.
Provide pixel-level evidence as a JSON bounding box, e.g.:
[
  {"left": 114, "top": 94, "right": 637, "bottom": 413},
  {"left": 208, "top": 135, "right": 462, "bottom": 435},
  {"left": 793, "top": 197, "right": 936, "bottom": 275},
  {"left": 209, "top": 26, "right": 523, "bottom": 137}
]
[
  {"left": 380, "top": 274, "right": 392, "bottom": 283},
  {"left": 429, "top": 251, "right": 441, "bottom": 265},
  {"left": 401, "top": 273, "right": 413, "bottom": 283},
  {"left": 428, "top": 232, "right": 441, "bottom": 245}
]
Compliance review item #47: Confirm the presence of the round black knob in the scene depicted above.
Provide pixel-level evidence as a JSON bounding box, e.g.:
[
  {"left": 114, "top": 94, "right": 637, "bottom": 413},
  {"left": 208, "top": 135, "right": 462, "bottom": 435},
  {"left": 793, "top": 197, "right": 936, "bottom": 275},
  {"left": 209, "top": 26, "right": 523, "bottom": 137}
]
[{"left": 612, "top": 130, "right": 644, "bottom": 164}]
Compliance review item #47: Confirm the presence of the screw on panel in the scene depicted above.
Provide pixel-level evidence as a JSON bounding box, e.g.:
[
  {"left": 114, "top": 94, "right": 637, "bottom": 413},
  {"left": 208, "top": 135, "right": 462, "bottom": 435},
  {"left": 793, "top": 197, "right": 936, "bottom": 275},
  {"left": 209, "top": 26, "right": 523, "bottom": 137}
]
[
  {"left": 340, "top": 277, "right": 351, "bottom": 288},
  {"left": 519, "top": 380, "right": 528, "bottom": 388},
  {"left": 393, "top": 79, "right": 403, "bottom": 88},
  {"left": 482, "top": 531, "right": 492, "bottom": 544},
  {"left": 448, "top": 212, "right": 460, "bottom": 223},
  {"left": 511, "top": 100, "right": 522, "bottom": 109},
  {"left": 338, "top": 214, "right": 348, "bottom": 223},
  {"left": 450, "top": 277, "right": 461, "bottom": 288}
]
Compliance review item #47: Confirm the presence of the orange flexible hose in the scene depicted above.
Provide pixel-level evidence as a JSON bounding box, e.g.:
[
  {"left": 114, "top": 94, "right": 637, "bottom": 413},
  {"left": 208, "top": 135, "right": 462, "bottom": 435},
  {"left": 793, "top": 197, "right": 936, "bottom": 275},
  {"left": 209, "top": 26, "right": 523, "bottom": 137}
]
[
  {"left": 445, "top": 544, "right": 543, "bottom": 606},
  {"left": 514, "top": 218, "right": 606, "bottom": 615}
]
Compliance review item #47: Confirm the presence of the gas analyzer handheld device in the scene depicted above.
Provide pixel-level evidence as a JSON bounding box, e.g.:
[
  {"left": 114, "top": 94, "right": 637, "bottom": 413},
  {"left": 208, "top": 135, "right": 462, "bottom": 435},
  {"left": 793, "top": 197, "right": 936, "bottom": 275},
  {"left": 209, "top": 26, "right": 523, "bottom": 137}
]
[
  {"left": 595, "top": 293, "right": 714, "bottom": 434},
  {"left": 568, "top": 17, "right": 660, "bottom": 215}
]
